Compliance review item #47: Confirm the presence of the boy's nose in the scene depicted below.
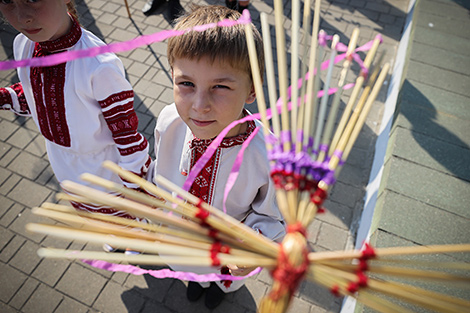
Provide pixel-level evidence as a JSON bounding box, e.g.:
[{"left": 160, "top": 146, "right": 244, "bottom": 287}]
[
  {"left": 192, "top": 91, "right": 211, "bottom": 113},
  {"left": 16, "top": 4, "right": 34, "bottom": 24}
]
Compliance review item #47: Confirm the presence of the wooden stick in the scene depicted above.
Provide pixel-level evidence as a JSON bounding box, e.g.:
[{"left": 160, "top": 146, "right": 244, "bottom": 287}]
[
  {"left": 244, "top": 21, "right": 271, "bottom": 148},
  {"left": 307, "top": 40, "right": 325, "bottom": 152},
  {"left": 327, "top": 63, "right": 389, "bottom": 173},
  {"left": 28, "top": 223, "right": 275, "bottom": 266},
  {"left": 317, "top": 28, "right": 360, "bottom": 163},
  {"left": 60, "top": 180, "right": 218, "bottom": 238},
  {"left": 302, "top": 0, "right": 323, "bottom": 150},
  {"left": 312, "top": 264, "right": 470, "bottom": 313},
  {"left": 80, "top": 173, "right": 173, "bottom": 210},
  {"left": 32, "top": 206, "right": 223, "bottom": 249},
  {"left": 290, "top": 0, "right": 301, "bottom": 143},
  {"left": 276, "top": 189, "right": 294, "bottom": 225},
  {"left": 309, "top": 243, "right": 470, "bottom": 262},
  {"left": 308, "top": 267, "right": 410, "bottom": 313},
  {"left": 296, "top": 0, "right": 312, "bottom": 152},
  {"left": 328, "top": 35, "right": 382, "bottom": 156},
  {"left": 260, "top": 13, "right": 281, "bottom": 137},
  {"left": 313, "top": 35, "right": 339, "bottom": 155},
  {"left": 274, "top": 0, "right": 290, "bottom": 152},
  {"left": 153, "top": 173, "right": 280, "bottom": 256},
  {"left": 123, "top": 0, "right": 132, "bottom": 19},
  {"left": 319, "top": 260, "right": 470, "bottom": 282},
  {"left": 337, "top": 63, "right": 390, "bottom": 167},
  {"left": 37, "top": 248, "right": 277, "bottom": 268}
]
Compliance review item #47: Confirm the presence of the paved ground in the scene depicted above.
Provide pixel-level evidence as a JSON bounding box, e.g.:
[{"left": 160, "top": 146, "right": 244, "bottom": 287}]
[{"left": 0, "top": 0, "right": 440, "bottom": 312}]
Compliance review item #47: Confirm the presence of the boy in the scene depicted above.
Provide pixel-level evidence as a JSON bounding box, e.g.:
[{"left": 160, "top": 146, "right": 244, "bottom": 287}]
[{"left": 150, "top": 5, "right": 285, "bottom": 309}]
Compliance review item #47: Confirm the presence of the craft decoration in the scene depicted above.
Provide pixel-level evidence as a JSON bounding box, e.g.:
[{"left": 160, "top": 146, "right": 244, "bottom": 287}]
[{"left": 22, "top": 1, "right": 470, "bottom": 313}]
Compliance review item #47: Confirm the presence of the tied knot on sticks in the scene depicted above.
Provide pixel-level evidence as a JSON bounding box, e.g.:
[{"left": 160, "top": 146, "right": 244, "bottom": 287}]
[
  {"left": 346, "top": 243, "right": 376, "bottom": 295},
  {"left": 269, "top": 232, "right": 309, "bottom": 301},
  {"left": 195, "top": 199, "right": 210, "bottom": 226},
  {"left": 210, "top": 240, "right": 231, "bottom": 267}
]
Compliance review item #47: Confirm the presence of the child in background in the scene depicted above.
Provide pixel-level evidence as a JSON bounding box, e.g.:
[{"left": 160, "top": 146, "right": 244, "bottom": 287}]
[
  {"left": 0, "top": 0, "right": 151, "bottom": 219},
  {"left": 150, "top": 5, "right": 285, "bottom": 309}
]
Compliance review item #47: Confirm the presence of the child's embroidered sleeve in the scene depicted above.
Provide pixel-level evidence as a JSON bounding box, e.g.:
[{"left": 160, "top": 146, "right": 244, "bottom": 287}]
[
  {"left": 0, "top": 83, "right": 31, "bottom": 116},
  {"left": 93, "top": 64, "right": 151, "bottom": 189}
]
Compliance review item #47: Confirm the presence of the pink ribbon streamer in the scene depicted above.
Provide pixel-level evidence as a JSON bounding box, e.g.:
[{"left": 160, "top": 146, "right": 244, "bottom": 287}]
[
  {"left": 82, "top": 259, "right": 262, "bottom": 282},
  {"left": 0, "top": 11, "right": 252, "bottom": 71},
  {"left": 222, "top": 127, "right": 260, "bottom": 214}
]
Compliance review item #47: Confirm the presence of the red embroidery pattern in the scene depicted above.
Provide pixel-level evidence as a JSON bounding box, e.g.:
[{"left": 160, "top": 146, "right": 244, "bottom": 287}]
[
  {"left": 0, "top": 83, "right": 30, "bottom": 114},
  {"left": 0, "top": 88, "right": 12, "bottom": 107},
  {"left": 188, "top": 118, "right": 256, "bottom": 204},
  {"left": 71, "top": 201, "right": 135, "bottom": 220},
  {"left": 10, "top": 83, "right": 29, "bottom": 113},
  {"left": 99, "top": 90, "right": 149, "bottom": 157},
  {"left": 29, "top": 18, "right": 82, "bottom": 147}
]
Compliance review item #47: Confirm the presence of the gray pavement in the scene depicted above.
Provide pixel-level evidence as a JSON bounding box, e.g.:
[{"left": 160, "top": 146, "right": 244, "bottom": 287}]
[{"left": 0, "top": 0, "right": 435, "bottom": 312}]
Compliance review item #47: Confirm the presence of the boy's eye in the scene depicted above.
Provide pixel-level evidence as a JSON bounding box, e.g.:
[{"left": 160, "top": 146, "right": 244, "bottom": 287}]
[
  {"left": 179, "top": 81, "right": 194, "bottom": 87},
  {"left": 0, "top": 0, "right": 13, "bottom": 4},
  {"left": 214, "top": 85, "right": 230, "bottom": 89}
]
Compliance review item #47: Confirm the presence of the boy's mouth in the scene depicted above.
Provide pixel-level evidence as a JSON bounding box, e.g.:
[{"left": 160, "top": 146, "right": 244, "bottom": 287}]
[
  {"left": 192, "top": 119, "right": 214, "bottom": 127},
  {"left": 24, "top": 28, "right": 41, "bottom": 35}
]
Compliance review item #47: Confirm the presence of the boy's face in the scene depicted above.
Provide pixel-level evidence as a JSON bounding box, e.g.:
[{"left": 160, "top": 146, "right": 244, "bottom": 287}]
[
  {"left": 0, "top": 0, "right": 71, "bottom": 42},
  {"left": 172, "top": 56, "right": 256, "bottom": 140}
]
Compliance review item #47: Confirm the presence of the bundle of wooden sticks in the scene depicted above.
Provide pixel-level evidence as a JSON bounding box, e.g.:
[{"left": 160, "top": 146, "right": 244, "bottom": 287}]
[{"left": 26, "top": 0, "right": 469, "bottom": 312}]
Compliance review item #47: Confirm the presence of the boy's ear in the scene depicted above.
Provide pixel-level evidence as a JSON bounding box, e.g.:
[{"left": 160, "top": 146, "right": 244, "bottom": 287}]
[{"left": 245, "top": 84, "right": 256, "bottom": 104}]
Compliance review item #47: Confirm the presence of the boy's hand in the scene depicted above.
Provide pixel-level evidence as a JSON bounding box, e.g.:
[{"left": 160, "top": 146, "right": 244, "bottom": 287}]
[{"left": 226, "top": 264, "right": 257, "bottom": 276}]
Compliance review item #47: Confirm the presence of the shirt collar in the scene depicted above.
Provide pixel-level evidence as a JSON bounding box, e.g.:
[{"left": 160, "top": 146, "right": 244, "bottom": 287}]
[{"left": 37, "top": 15, "right": 82, "bottom": 53}]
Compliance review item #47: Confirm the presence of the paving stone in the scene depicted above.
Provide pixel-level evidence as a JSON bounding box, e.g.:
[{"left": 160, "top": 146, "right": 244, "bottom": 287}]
[
  {"left": 396, "top": 89, "right": 470, "bottom": 147},
  {"left": 375, "top": 190, "right": 470, "bottom": 246},
  {"left": 413, "top": 24, "right": 470, "bottom": 56},
  {"left": 140, "top": 301, "right": 173, "bottom": 313},
  {"left": 381, "top": 157, "right": 470, "bottom": 218},
  {"left": 6, "top": 127, "right": 37, "bottom": 150},
  {"left": 56, "top": 263, "right": 108, "bottom": 306},
  {"left": 0, "top": 302, "right": 20, "bottom": 313},
  {"left": 54, "top": 297, "right": 90, "bottom": 313},
  {"left": 316, "top": 199, "right": 353, "bottom": 230},
  {"left": 163, "top": 279, "right": 218, "bottom": 312},
  {"left": 0, "top": 235, "right": 25, "bottom": 263},
  {"left": 124, "top": 269, "right": 173, "bottom": 302},
  {"left": 0, "top": 119, "right": 20, "bottom": 141},
  {"left": 243, "top": 278, "right": 269, "bottom": 309},
  {"left": 399, "top": 79, "right": 470, "bottom": 121},
  {"left": 329, "top": 181, "right": 363, "bottom": 209},
  {"left": 316, "top": 222, "right": 349, "bottom": 251},
  {"left": 7, "top": 152, "right": 49, "bottom": 180},
  {"left": 32, "top": 257, "right": 70, "bottom": 287},
  {"left": 9, "top": 208, "right": 48, "bottom": 243},
  {"left": 299, "top": 279, "right": 341, "bottom": 311},
  {"left": 0, "top": 262, "right": 27, "bottom": 303},
  {"left": 407, "top": 60, "right": 470, "bottom": 96},
  {"left": 0, "top": 227, "right": 14, "bottom": 250},
  {"left": 389, "top": 127, "right": 470, "bottom": 180},
  {"left": 24, "top": 135, "right": 47, "bottom": 157},
  {"left": 94, "top": 280, "right": 145, "bottom": 313},
  {"left": 9, "top": 277, "right": 40, "bottom": 310},
  {"left": 7, "top": 179, "right": 52, "bottom": 208},
  {"left": 10, "top": 240, "right": 42, "bottom": 275},
  {"left": 0, "top": 146, "right": 20, "bottom": 168},
  {"left": 410, "top": 41, "right": 469, "bottom": 76},
  {"left": 21, "top": 283, "right": 63, "bottom": 313},
  {"left": 0, "top": 141, "right": 11, "bottom": 160},
  {"left": 415, "top": 10, "right": 470, "bottom": 40}
]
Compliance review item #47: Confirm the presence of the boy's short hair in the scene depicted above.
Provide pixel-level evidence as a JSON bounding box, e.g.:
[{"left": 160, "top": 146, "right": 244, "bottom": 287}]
[{"left": 167, "top": 5, "right": 264, "bottom": 83}]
